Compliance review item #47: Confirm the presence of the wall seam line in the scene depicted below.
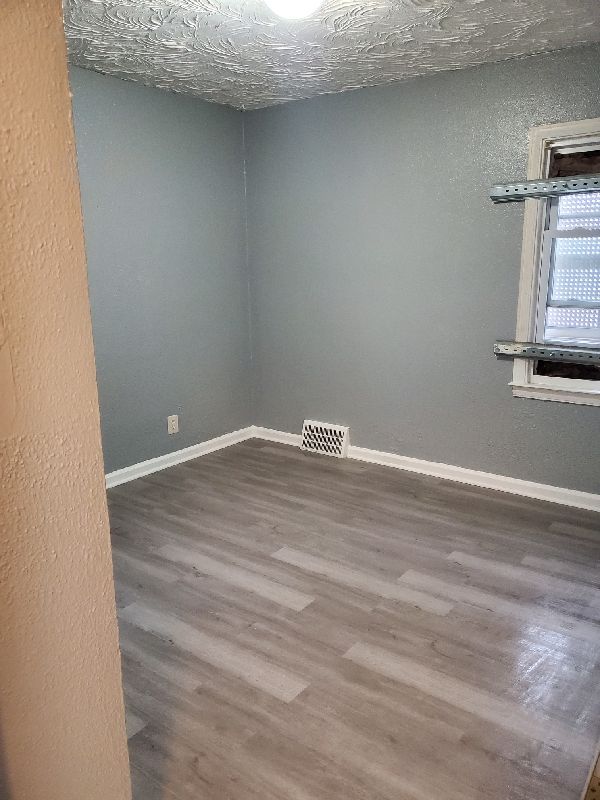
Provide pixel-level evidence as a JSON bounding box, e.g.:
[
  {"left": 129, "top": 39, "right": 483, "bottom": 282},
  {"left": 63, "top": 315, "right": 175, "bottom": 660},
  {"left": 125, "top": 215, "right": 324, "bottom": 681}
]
[{"left": 241, "top": 112, "right": 255, "bottom": 419}]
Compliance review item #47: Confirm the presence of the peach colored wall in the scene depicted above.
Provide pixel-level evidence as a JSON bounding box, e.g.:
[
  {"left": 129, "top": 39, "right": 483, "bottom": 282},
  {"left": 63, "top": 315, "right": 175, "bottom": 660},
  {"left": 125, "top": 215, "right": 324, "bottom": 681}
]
[{"left": 0, "top": 2, "right": 132, "bottom": 798}]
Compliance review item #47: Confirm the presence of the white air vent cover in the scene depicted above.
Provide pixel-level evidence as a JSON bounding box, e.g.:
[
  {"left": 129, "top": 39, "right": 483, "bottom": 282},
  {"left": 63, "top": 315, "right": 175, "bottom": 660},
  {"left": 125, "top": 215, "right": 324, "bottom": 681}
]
[{"left": 301, "top": 420, "right": 349, "bottom": 458}]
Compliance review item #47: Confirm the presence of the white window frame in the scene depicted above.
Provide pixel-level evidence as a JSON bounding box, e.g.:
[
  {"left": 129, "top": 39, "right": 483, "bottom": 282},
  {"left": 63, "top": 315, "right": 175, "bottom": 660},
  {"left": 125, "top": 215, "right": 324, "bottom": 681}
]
[{"left": 511, "top": 117, "right": 600, "bottom": 407}]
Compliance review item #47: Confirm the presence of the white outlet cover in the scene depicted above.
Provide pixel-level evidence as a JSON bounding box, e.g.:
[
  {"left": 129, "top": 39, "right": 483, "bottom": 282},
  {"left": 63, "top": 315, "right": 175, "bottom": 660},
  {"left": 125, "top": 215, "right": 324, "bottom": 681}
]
[{"left": 167, "top": 415, "right": 179, "bottom": 435}]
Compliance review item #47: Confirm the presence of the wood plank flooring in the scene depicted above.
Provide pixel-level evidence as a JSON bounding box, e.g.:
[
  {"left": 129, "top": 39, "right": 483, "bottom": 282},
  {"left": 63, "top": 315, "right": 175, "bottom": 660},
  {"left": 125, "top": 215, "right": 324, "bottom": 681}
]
[{"left": 108, "top": 439, "right": 600, "bottom": 800}]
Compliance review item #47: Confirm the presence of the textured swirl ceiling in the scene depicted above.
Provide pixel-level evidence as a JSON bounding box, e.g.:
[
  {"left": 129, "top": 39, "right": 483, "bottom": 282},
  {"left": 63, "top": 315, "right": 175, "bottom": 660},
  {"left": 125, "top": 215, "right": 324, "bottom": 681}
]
[{"left": 64, "top": 0, "right": 600, "bottom": 110}]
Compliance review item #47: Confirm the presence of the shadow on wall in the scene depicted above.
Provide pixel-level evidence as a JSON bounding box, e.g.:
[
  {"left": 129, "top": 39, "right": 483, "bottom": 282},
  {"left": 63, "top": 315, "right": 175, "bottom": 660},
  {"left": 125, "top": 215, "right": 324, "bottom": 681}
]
[{"left": 0, "top": 722, "right": 13, "bottom": 799}]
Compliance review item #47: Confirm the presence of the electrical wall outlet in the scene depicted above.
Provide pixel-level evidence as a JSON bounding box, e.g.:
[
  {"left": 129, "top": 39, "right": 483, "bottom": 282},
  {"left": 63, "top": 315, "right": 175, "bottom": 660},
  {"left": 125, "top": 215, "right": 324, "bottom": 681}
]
[{"left": 167, "top": 414, "right": 179, "bottom": 435}]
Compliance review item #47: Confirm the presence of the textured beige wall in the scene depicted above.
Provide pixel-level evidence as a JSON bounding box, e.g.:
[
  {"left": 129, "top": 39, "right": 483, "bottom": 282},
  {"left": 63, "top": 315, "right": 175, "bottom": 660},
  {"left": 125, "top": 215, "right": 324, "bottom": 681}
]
[{"left": 0, "top": 2, "right": 132, "bottom": 798}]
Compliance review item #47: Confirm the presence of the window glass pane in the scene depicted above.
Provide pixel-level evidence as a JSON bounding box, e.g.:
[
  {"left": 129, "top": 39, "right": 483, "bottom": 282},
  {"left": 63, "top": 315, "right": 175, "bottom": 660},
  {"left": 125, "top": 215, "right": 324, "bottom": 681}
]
[
  {"left": 546, "top": 307, "right": 600, "bottom": 328},
  {"left": 548, "top": 238, "right": 600, "bottom": 303},
  {"left": 543, "top": 323, "right": 600, "bottom": 345},
  {"left": 539, "top": 145, "right": 600, "bottom": 356},
  {"left": 556, "top": 193, "right": 600, "bottom": 231},
  {"left": 543, "top": 325, "right": 600, "bottom": 345}
]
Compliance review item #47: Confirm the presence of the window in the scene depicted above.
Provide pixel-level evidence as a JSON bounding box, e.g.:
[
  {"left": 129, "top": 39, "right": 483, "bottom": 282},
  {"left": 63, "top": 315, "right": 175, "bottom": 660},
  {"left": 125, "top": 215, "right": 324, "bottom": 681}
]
[{"left": 511, "top": 118, "right": 600, "bottom": 405}]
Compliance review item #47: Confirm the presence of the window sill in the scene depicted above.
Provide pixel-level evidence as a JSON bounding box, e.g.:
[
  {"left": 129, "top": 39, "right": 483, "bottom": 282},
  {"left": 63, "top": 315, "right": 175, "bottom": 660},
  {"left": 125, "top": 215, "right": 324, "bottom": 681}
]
[{"left": 510, "top": 381, "right": 600, "bottom": 406}]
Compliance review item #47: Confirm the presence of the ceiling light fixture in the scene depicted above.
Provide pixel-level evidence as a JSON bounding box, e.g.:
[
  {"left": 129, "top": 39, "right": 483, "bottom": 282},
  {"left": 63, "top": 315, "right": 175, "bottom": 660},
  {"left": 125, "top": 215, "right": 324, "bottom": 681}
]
[{"left": 263, "top": 0, "right": 322, "bottom": 19}]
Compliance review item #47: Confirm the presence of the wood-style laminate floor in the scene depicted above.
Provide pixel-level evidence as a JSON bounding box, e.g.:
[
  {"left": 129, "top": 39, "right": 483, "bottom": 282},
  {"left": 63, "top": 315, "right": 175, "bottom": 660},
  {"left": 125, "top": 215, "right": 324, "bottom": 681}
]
[{"left": 108, "top": 439, "right": 600, "bottom": 800}]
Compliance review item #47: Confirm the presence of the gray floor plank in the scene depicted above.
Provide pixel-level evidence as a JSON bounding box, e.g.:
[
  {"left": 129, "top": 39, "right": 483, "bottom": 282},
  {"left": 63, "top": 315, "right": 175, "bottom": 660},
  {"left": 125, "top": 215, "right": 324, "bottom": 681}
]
[{"left": 110, "top": 439, "right": 600, "bottom": 800}]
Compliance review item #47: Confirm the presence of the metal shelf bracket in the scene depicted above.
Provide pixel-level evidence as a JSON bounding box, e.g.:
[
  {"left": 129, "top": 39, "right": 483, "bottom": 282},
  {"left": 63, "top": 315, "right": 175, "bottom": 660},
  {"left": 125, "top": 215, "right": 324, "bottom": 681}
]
[
  {"left": 494, "top": 341, "right": 600, "bottom": 364},
  {"left": 490, "top": 174, "right": 600, "bottom": 203}
]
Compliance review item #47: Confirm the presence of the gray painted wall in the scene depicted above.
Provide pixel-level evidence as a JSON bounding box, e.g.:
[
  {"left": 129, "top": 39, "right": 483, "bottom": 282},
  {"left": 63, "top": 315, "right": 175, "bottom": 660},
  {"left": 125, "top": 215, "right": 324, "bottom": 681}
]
[
  {"left": 245, "top": 45, "right": 600, "bottom": 493},
  {"left": 70, "top": 66, "right": 251, "bottom": 473}
]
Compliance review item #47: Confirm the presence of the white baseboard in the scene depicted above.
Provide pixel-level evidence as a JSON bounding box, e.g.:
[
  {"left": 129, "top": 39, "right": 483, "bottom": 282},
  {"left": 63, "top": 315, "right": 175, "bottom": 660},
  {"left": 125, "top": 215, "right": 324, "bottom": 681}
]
[
  {"left": 250, "top": 425, "right": 302, "bottom": 447},
  {"left": 105, "top": 427, "right": 254, "bottom": 488},
  {"left": 346, "top": 443, "right": 600, "bottom": 513},
  {"left": 105, "top": 424, "right": 600, "bottom": 513},
  {"left": 252, "top": 427, "right": 600, "bottom": 513}
]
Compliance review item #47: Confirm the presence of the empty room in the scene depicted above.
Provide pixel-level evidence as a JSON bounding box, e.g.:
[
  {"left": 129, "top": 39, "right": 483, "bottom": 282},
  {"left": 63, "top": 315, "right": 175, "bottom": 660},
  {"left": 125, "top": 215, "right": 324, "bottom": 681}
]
[{"left": 2, "top": 1, "right": 600, "bottom": 799}]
